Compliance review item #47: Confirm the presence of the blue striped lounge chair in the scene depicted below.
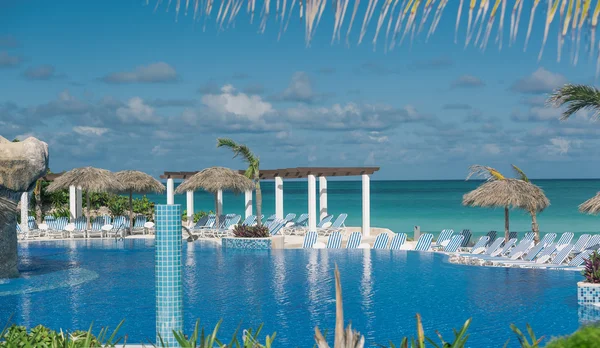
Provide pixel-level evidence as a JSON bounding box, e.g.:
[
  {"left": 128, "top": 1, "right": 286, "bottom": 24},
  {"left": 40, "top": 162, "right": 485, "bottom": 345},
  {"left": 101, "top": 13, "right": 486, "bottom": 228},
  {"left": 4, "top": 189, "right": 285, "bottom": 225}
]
[
  {"left": 520, "top": 236, "right": 555, "bottom": 261},
  {"left": 373, "top": 233, "right": 389, "bottom": 249},
  {"left": 303, "top": 231, "right": 318, "bottom": 248},
  {"left": 191, "top": 215, "right": 215, "bottom": 237},
  {"left": 507, "top": 238, "right": 535, "bottom": 260},
  {"left": 544, "top": 249, "right": 594, "bottom": 269},
  {"left": 44, "top": 215, "right": 56, "bottom": 229},
  {"left": 484, "top": 237, "right": 505, "bottom": 256},
  {"left": 287, "top": 214, "right": 309, "bottom": 233},
  {"left": 489, "top": 238, "right": 517, "bottom": 257},
  {"left": 269, "top": 219, "right": 286, "bottom": 236},
  {"left": 469, "top": 236, "right": 490, "bottom": 254},
  {"left": 531, "top": 244, "right": 574, "bottom": 266},
  {"left": 70, "top": 217, "right": 87, "bottom": 238},
  {"left": 87, "top": 217, "right": 106, "bottom": 238},
  {"left": 414, "top": 233, "right": 434, "bottom": 251},
  {"left": 26, "top": 217, "right": 42, "bottom": 238},
  {"left": 327, "top": 231, "right": 343, "bottom": 249},
  {"left": 320, "top": 214, "right": 347, "bottom": 236},
  {"left": 584, "top": 235, "right": 600, "bottom": 250},
  {"left": 444, "top": 235, "right": 464, "bottom": 253},
  {"left": 102, "top": 215, "right": 112, "bottom": 225},
  {"left": 299, "top": 215, "right": 333, "bottom": 236},
  {"left": 283, "top": 213, "right": 296, "bottom": 223},
  {"left": 241, "top": 215, "right": 257, "bottom": 226},
  {"left": 389, "top": 233, "right": 407, "bottom": 250},
  {"left": 264, "top": 214, "right": 277, "bottom": 226},
  {"left": 106, "top": 216, "right": 127, "bottom": 238},
  {"left": 509, "top": 232, "right": 518, "bottom": 240},
  {"left": 523, "top": 232, "right": 535, "bottom": 241},
  {"left": 485, "top": 231, "right": 497, "bottom": 246},
  {"left": 572, "top": 234, "right": 591, "bottom": 253},
  {"left": 532, "top": 243, "right": 558, "bottom": 264},
  {"left": 434, "top": 229, "right": 454, "bottom": 249},
  {"left": 459, "top": 229, "right": 472, "bottom": 248},
  {"left": 556, "top": 232, "right": 574, "bottom": 249},
  {"left": 346, "top": 232, "right": 362, "bottom": 249},
  {"left": 55, "top": 217, "right": 68, "bottom": 231},
  {"left": 213, "top": 215, "right": 242, "bottom": 238},
  {"left": 132, "top": 215, "right": 147, "bottom": 234}
]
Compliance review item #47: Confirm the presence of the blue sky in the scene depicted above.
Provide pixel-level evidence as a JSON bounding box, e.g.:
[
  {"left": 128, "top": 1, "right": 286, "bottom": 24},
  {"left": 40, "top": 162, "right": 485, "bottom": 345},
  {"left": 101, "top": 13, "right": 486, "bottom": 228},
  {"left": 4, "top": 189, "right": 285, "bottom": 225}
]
[{"left": 1, "top": 0, "right": 598, "bottom": 180}]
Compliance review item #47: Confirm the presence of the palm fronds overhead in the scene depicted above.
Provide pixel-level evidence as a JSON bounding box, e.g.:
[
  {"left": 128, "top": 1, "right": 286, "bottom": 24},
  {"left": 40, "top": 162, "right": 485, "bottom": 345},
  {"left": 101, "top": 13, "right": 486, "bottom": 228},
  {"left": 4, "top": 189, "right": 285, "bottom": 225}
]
[
  {"left": 151, "top": 0, "right": 600, "bottom": 73},
  {"left": 547, "top": 84, "right": 600, "bottom": 120}
]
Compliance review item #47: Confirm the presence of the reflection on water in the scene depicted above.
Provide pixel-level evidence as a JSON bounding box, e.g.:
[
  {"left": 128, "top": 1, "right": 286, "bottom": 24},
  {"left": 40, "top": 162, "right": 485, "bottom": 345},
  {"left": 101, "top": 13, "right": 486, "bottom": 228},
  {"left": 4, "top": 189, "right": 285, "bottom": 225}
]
[{"left": 361, "top": 250, "right": 374, "bottom": 338}]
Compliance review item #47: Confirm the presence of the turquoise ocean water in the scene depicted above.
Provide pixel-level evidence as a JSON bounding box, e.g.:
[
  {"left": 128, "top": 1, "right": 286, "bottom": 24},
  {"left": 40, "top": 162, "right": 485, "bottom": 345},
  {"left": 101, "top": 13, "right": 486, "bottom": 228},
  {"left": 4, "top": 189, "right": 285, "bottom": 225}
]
[{"left": 142, "top": 180, "right": 600, "bottom": 238}]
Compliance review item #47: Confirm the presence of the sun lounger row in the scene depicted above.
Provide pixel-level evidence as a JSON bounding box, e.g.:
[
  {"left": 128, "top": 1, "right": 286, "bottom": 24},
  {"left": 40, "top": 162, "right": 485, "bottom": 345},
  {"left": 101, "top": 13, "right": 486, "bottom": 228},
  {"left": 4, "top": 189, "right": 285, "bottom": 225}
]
[{"left": 17, "top": 215, "right": 153, "bottom": 239}]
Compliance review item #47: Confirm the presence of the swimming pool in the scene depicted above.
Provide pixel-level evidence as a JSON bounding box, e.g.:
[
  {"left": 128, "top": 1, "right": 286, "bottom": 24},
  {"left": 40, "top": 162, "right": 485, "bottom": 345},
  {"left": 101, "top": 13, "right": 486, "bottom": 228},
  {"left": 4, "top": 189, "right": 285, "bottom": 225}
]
[{"left": 0, "top": 239, "right": 591, "bottom": 347}]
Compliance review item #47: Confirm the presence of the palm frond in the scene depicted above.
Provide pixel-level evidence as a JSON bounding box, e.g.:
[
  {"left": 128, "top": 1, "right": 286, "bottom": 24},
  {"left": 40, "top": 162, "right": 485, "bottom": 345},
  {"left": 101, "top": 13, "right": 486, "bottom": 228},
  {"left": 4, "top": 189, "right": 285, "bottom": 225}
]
[
  {"left": 511, "top": 164, "right": 529, "bottom": 182},
  {"left": 547, "top": 83, "right": 600, "bottom": 120},
  {"left": 466, "top": 164, "right": 506, "bottom": 181},
  {"left": 236, "top": 144, "right": 258, "bottom": 165}
]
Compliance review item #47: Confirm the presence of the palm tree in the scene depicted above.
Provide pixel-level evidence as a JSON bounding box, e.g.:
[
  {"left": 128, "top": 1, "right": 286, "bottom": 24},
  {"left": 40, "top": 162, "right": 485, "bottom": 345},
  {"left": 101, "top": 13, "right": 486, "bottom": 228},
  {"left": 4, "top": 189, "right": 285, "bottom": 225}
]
[
  {"left": 216, "top": 138, "right": 262, "bottom": 226},
  {"left": 547, "top": 84, "right": 600, "bottom": 120}
]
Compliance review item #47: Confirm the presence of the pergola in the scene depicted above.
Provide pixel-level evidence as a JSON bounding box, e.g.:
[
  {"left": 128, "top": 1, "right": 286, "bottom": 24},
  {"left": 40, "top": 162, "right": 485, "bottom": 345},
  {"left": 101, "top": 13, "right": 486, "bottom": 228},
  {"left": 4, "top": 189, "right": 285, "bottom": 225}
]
[{"left": 161, "top": 167, "right": 379, "bottom": 236}]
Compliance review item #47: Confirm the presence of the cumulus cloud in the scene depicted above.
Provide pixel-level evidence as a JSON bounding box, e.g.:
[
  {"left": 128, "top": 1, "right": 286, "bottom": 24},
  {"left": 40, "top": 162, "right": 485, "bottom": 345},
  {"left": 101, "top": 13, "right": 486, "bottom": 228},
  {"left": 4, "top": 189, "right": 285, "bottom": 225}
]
[
  {"left": 22, "top": 65, "right": 65, "bottom": 80},
  {"left": 116, "top": 98, "right": 161, "bottom": 124},
  {"left": 202, "top": 84, "right": 274, "bottom": 120},
  {"left": 101, "top": 62, "right": 178, "bottom": 84},
  {"left": 451, "top": 75, "right": 485, "bottom": 88},
  {"left": 279, "top": 72, "right": 319, "bottom": 103},
  {"left": 30, "top": 90, "right": 91, "bottom": 117},
  {"left": 73, "top": 126, "right": 109, "bottom": 136},
  {"left": 511, "top": 68, "right": 567, "bottom": 94},
  {"left": 0, "top": 51, "right": 21, "bottom": 67},
  {"left": 546, "top": 137, "right": 571, "bottom": 155}
]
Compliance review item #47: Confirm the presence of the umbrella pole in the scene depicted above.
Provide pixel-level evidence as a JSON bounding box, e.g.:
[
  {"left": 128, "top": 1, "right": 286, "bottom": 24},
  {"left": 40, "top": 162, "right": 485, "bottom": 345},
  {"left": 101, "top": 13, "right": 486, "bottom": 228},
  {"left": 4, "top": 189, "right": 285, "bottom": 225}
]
[
  {"left": 214, "top": 193, "right": 220, "bottom": 228},
  {"left": 129, "top": 191, "right": 133, "bottom": 236},
  {"left": 504, "top": 206, "right": 509, "bottom": 242},
  {"left": 86, "top": 191, "right": 91, "bottom": 230}
]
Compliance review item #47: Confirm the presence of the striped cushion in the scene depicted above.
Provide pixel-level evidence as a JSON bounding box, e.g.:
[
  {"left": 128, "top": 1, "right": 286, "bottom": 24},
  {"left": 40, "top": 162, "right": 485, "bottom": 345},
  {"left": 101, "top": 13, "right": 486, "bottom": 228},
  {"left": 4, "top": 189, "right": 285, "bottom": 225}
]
[
  {"left": 390, "top": 233, "right": 407, "bottom": 250},
  {"left": 373, "top": 233, "right": 389, "bottom": 249},
  {"left": 327, "top": 232, "right": 342, "bottom": 248}
]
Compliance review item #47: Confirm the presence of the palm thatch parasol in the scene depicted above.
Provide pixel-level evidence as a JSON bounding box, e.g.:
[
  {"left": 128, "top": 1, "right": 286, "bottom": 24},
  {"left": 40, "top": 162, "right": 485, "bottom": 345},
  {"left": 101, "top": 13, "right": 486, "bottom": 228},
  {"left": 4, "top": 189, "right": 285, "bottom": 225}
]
[
  {"left": 175, "top": 167, "right": 253, "bottom": 228},
  {"left": 47, "top": 167, "right": 125, "bottom": 229},
  {"left": 579, "top": 193, "right": 600, "bottom": 215},
  {"left": 463, "top": 177, "right": 550, "bottom": 242},
  {"left": 115, "top": 170, "right": 165, "bottom": 235}
]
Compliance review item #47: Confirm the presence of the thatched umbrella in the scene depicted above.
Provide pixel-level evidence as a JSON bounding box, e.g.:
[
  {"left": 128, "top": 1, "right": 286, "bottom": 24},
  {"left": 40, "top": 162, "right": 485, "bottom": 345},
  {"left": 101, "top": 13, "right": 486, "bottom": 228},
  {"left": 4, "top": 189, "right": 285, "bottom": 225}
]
[
  {"left": 174, "top": 167, "right": 253, "bottom": 228},
  {"left": 463, "top": 165, "right": 550, "bottom": 243},
  {"left": 579, "top": 193, "right": 600, "bottom": 215},
  {"left": 115, "top": 170, "right": 165, "bottom": 235},
  {"left": 47, "top": 167, "right": 125, "bottom": 229}
]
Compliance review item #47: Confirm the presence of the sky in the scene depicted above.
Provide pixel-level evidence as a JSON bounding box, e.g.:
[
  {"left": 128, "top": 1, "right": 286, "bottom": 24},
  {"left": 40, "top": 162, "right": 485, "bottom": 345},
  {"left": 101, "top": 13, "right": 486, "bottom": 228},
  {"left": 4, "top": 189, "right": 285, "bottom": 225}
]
[{"left": 1, "top": 0, "right": 599, "bottom": 180}]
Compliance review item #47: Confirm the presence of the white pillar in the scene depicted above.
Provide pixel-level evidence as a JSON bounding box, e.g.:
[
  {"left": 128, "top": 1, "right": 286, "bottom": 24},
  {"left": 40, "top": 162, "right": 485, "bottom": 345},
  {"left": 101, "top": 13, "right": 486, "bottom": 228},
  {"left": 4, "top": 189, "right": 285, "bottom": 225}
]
[
  {"left": 186, "top": 190, "right": 194, "bottom": 223},
  {"left": 308, "top": 174, "right": 317, "bottom": 231},
  {"left": 20, "top": 192, "right": 29, "bottom": 232},
  {"left": 275, "top": 176, "right": 284, "bottom": 219},
  {"left": 166, "top": 178, "right": 174, "bottom": 205},
  {"left": 69, "top": 185, "right": 77, "bottom": 221},
  {"left": 76, "top": 186, "right": 82, "bottom": 218},
  {"left": 217, "top": 189, "right": 223, "bottom": 214},
  {"left": 244, "top": 190, "right": 253, "bottom": 218},
  {"left": 362, "top": 174, "right": 371, "bottom": 237},
  {"left": 319, "top": 176, "right": 328, "bottom": 220}
]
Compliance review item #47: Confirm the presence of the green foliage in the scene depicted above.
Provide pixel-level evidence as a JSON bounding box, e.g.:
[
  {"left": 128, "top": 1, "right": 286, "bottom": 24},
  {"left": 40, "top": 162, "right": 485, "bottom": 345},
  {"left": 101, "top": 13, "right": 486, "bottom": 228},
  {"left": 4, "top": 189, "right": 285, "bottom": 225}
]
[
  {"left": 132, "top": 196, "right": 155, "bottom": 220},
  {"left": 582, "top": 251, "right": 600, "bottom": 283},
  {"left": 0, "top": 320, "right": 125, "bottom": 347},
  {"left": 547, "top": 84, "right": 600, "bottom": 120},
  {"left": 545, "top": 325, "right": 600, "bottom": 347},
  {"left": 182, "top": 210, "right": 212, "bottom": 223},
  {"left": 51, "top": 206, "right": 71, "bottom": 219},
  {"left": 11, "top": 139, "right": 19, "bottom": 142},
  {"left": 506, "top": 324, "right": 543, "bottom": 348},
  {"left": 233, "top": 224, "right": 270, "bottom": 238},
  {"left": 106, "top": 195, "right": 127, "bottom": 217},
  {"left": 386, "top": 315, "right": 470, "bottom": 348}
]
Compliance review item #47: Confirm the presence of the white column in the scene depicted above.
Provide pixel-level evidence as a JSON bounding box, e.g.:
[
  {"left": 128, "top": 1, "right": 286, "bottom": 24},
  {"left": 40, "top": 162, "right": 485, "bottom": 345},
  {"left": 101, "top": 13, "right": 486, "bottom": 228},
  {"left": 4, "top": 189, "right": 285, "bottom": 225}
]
[
  {"left": 76, "top": 186, "right": 82, "bottom": 218},
  {"left": 20, "top": 192, "right": 29, "bottom": 232},
  {"left": 308, "top": 174, "right": 317, "bottom": 231},
  {"left": 244, "top": 190, "right": 253, "bottom": 218},
  {"left": 166, "top": 178, "right": 174, "bottom": 205},
  {"left": 217, "top": 189, "right": 223, "bottom": 214},
  {"left": 275, "top": 176, "right": 284, "bottom": 219},
  {"left": 69, "top": 185, "right": 77, "bottom": 221},
  {"left": 362, "top": 174, "right": 371, "bottom": 237},
  {"left": 319, "top": 176, "right": 328, "bottom": 220},
  {"left": 186, "top": 190, "right": 194, "bottom": 224}
]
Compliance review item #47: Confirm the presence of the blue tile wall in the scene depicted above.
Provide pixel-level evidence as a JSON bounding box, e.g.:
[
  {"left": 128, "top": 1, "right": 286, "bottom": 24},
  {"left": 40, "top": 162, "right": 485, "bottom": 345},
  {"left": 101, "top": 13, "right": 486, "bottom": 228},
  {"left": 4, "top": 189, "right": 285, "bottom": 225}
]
[
  {"left": 222, "top": 237, "right": 272, "bottom": 249},
  {"left": 579, "top": 303, "right": 600, "bottom": 324},
  {"left": 578, "top": 283, "right": 600, "bottom": 305},
  {"left": 155, "top": 204, "right": 183, "bottom": 347}
]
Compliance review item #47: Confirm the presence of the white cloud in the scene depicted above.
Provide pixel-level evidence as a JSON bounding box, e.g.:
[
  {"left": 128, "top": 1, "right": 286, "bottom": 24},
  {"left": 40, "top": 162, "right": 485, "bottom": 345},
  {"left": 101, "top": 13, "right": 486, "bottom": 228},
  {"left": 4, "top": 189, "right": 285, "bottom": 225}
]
[
  {"left": 116, "top": 97, "right": 160, "bottom": 124},
  {"left": 511, "top": 68, "right": 566, "bottom": 94},
  {"left": 483, "top": 144, "right": 501, "bottom": 155},
  {"left": 546, "top": 137, "right": 571, "bottom": 155},
  {"left": 102, "top": 62, "right": 178, "bottom": 84},
  {"left": 280, "top": 72, "right": 316, "bottom": 102},
  {"left": 201, "top": 84, "right": 274, "bottom": 120},
  {"left": 73, "top": 126, "right": 109, "bottom": 136}
]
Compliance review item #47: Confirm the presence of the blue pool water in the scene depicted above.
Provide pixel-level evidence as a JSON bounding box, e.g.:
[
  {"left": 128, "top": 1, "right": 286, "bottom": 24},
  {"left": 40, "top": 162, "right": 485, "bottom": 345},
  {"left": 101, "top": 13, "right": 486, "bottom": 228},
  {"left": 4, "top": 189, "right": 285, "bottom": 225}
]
[{"left": 0, "top": 239, "right": 592, "bottom": 347}]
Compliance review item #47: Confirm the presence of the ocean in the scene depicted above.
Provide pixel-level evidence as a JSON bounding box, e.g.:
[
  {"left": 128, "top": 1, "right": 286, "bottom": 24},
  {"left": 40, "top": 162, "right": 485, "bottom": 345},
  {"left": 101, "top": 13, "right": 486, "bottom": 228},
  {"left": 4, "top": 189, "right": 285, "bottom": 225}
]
[{"left": 142, "top": 180, "right": 600, "bottom": 238}]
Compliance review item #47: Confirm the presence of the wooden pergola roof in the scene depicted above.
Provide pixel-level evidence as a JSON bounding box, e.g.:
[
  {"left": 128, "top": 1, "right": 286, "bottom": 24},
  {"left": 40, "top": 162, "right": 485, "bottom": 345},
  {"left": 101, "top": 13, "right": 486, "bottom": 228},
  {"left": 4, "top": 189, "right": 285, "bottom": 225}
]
[
  {"left": 160, "top": 167, "right": 380, "bottom": 180},
  {"left": 41, "top": 167, "right": 379, "bottom": 181}
]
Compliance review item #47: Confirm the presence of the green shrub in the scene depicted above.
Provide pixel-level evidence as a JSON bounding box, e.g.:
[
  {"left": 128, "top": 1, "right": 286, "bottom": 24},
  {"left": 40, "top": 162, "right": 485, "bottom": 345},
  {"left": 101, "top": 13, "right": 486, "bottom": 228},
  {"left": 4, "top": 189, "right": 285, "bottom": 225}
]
[
  {"left": 545, "top": 325, "right": 600, "bottom": 347},
  {"left": 52, "top": 206, "right": 71, "bottom": 219},
  {"left": 182, "top": 210, "right": 212, "bottom": 223},
  {"left": 106, "top": 195, "right": 128, "bottom": 217},
  {"left": 132, "top": 196, "right": 155, "bottom": 220}
]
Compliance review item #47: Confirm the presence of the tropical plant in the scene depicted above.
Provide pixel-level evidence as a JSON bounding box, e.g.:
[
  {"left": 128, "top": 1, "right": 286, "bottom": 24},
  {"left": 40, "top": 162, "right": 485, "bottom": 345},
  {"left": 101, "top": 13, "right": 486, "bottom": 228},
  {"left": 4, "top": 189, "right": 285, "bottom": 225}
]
[
  {"left": 233, "top": 224, "right": 270, "bottom": 238},
  {"left": 217, "top": 138, "right": 262, "bottom": 226},
  {"left": 544, "top": 325, "right": 600, "bottom": 347},
  {"left": 159, "top": 320, "right": 276, "bottom": 348},
  {"left": 51, "top": 206, "right": 71, "bottom": 219},
  {"left": 547, "top": 84, "right": 600, "bottom": 120},
  {"left": 132, "top": 195, "right": 155, "bottom": 220},
  {"left": 507, "top": 323, "right": 544, "bottom": 348},
  {"left": 106, "top": 195, "right": 128, "bottom": 217},
  {"left": 182, "top": 210, "right": 212, "bottom": 223},
  {"left": 583, "top": 251, "right": 600, "bottom": 283},
  {"left": 386, "top": 315, "right": 471, "bottom": 348}
]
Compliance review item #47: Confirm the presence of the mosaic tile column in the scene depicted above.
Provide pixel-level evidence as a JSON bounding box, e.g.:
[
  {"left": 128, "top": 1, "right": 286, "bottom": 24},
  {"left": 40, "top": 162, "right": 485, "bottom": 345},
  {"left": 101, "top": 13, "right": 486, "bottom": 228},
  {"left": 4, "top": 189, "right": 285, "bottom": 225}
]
[{"left": 155, "top": 204, "right": 183, "bottom": 347}]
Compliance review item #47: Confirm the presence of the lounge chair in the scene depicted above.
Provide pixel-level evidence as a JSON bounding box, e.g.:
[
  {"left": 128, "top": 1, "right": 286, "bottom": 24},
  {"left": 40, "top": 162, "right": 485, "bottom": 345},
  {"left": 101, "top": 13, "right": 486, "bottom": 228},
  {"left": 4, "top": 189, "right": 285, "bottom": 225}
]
[
  {"left": 444, "top": 235, "right": 464, "bottom": 253},
  {"left": 547, "top": 249, "right": 594, "bottom": 269},
  {"left": 433, "top": 229, "right": 454, "bottom": 249},
  {"left": 87, "top": 217, "right": 105, "bottom": 238},
  {"left": 584, "top": 235, "right": 600, "bottom": 250},
  {"left": 268, "top": 219, "right": 286, "bottom": 236},
  {"left": 389, "top": 233, "right": 407, "bottom": 250},
  {"left": 73, "top": 217, "right": 87, "bottom": 234},
  {"left": 26, "top": 217, "right": 42, "bottom": 239},
  {"left": 484, "top": 237, "right": 505, "bottom": 256},
  {"left": 241, "top": 215, "right": 257, "bottom": 226},
  {"left": 485, "top": 231, "right": 497, "bottom": 246},
  {"left": 211, "top": 215, "right": 241, "bottom": 238},
  {"left": 303, "top": 231, "right": 318, "bottom": 248},
  {"left": 296, "top": 215, "right": 333, "bottom": 236},
  {"left": 572, "top": 234, "right": 591, "bottom": 253},
  {"left": 192, "top": 215, "right": 216, "bottom": 236},
  {"left": 319, "top": 214, "right": 347, "bottom": 236},
  {"left": 327, "top": 231, "right": 342, "bottom": 248},
  {"left": 555, "top": 232, "right": 574, "bottom": 250},
  {"left": 532, "top": 244, "right": 574, "bottom": 266},
  {"left": 491, "top": 238, "right": 517, "bottom": 257},
  {"left": 283, "top": 213, "right": 296, "bottom": 224},
  {"left": 69, "top": 220, "right": 86, "bottom": 239},
  {"left": 469, "top": 236, "right": 490, "bottom": 254},
  {"left": 459, "top": 229, "right": 472, "bottom": 248},
  {"left": 532, "top": 243, "right": 558, "bottom": 264},
  {"left": 373, "top": 233, "right": 389, "bottom": 249},
  {"left": 507, "top": 239, "right": 535, "bottom": 260},
  {"left": 414, "top": 233, "right": 433, "bottom": 251},
  {"left": 346, "top": 232, "right": 362, "bottom": 249},
  {"left": 286, "top": 214, "right": 308, "bottom": 233},
  {"left": 132, "top": 215, "right": 147, "bottom": 234},
  {"left": 509, "top": 231, "right": 518, "bottom": 240}
]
